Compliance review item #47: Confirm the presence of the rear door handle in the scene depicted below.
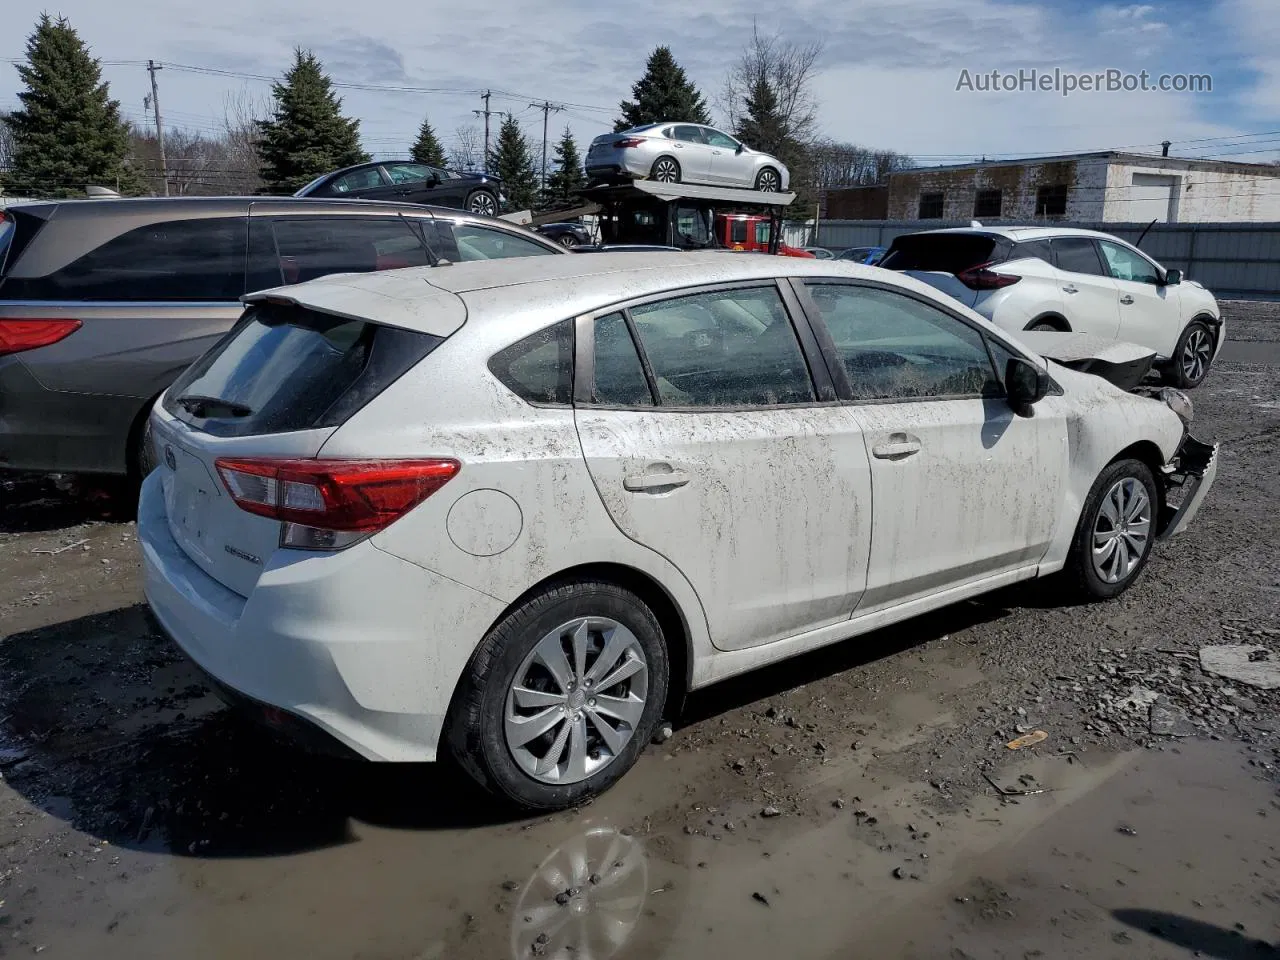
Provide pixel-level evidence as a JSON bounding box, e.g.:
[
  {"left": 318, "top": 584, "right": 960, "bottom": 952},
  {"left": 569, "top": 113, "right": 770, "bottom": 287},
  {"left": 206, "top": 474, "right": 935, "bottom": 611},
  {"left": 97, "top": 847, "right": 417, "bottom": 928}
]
[
  {"left": 872, "top": 436, "right": 922, "bottom": 460},
  {"left": 1062, "top": 285, "right": 1078, "bottom": 294},
  {"left": 623, "top": 467, "right": 691, "bottom": 492},
  {"left": 1120, "top": 294, "right": 1135, "bottom": 305}
]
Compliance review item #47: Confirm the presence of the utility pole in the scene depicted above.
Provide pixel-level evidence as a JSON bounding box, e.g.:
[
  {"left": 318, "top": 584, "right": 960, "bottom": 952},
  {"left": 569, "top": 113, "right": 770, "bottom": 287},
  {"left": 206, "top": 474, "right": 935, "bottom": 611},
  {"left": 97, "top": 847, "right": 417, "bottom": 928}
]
[
  {"left": 473, "top": 90, "right": 492, "bottom": 173},
  {"left": 530, "top": 100, "right": 563, "bottom": 195},
  {"left": 146, "top": 60, "right": 169, "bottom": 196}
]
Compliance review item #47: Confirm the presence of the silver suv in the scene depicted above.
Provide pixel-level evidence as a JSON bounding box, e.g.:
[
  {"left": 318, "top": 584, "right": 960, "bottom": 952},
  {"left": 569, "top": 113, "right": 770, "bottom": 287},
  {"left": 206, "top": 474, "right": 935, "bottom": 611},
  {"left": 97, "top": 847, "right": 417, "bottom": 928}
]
[{"left": 0, "top": 197, "right": 563, "bottom": 477}]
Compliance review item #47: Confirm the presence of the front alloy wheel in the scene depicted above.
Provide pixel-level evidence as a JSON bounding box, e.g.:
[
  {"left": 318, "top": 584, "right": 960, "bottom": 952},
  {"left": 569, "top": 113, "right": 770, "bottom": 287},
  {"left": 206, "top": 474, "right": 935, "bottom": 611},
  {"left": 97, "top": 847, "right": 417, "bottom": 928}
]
[
  {"left": 1179, "top": 323, "right": 1213, "bottom": 387},
  {"left": 468, "top": 190, "right": 498, "bottom": 217},
  {"left": 755, "top": 168, "right": 781, "bottom": 192},
  {"left": 1091, "top": 477, "right": 1152, "bottom": 584},
  {"left": 504, "top": 618, "right": 649, "bottom": 785}
]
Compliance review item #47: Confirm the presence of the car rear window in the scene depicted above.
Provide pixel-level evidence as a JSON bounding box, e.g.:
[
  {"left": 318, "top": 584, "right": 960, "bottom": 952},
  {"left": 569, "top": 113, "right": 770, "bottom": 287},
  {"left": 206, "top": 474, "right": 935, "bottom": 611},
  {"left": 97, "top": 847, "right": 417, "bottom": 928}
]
[
  {"left": 879, "top": 234, "right": 1009, "bottom": 273},
  {"left": 162, "top": 301, "right": 443, "bottom": 437}
]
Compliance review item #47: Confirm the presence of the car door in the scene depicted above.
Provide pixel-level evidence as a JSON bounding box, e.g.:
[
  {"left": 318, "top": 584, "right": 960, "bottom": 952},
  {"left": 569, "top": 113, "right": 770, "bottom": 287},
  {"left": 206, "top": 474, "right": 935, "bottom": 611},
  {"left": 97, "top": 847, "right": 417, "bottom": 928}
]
[
  {"left": 1049, "top": 237, "right": 1122, "bottom": 338},
  {"left": 573, "top": 282, "right": 874, "bottom": 652},
  {"left": 324, "top": 166, "right": 392, "bottom": 200},
  {"left": 668, "top": 125, "right": 713, "bottom": 184},
  {"left": 702, "top": 127, "right": 750, "bottom": 186},
  {"left": 797, "top": 280, "right": 1067, "bottom": 613},
  {"left": 380, "top": 162, "right": 460, "bottom": 207},
  {"left": 1096, "top": 239, "right": 1181, "bottom": 357}
]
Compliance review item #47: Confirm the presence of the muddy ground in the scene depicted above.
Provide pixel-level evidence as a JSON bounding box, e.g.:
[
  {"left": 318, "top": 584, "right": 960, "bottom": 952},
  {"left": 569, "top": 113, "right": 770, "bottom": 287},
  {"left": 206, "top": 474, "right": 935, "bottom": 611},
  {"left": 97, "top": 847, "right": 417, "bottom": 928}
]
[{"left": 1, "top": 302, "right": 1278, "bottom": 960}]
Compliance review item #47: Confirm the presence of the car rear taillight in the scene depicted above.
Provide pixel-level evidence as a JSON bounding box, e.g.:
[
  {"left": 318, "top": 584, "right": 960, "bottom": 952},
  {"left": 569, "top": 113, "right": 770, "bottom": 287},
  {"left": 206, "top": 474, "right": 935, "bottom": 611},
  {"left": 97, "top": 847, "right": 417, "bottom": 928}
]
[
  {"left": 955, "top": 263, "right": 1021, "bottom": 290},
  {"left": 0, "top": 319, "right": 82, "bottom": 357},
  {"left": 613, "top": 137, "right": 645, "bottom": 148},
  {"left": 215, "top": 457, "right": 460, "bottom": 550}
]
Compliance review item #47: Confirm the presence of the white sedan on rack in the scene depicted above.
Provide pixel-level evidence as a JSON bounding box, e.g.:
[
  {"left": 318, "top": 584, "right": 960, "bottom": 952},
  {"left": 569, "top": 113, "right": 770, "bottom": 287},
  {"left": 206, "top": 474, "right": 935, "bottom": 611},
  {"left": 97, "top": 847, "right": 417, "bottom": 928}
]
[{"left": 139, "top": 252, "right": 1217, "bottom": 810}]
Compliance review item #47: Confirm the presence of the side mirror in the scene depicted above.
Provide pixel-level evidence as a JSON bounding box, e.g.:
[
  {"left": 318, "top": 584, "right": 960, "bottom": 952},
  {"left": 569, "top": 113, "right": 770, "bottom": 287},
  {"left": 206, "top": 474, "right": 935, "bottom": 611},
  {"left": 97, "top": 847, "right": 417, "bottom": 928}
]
[
  {"left": 1006, "top": 357, "right": 1049, "bottom": 416},
  {"left": 735, "top": 143, "right": 745, "bottom": 154},
  {"left": 1163, "top": 268, "right": 1182, "bottom": 285},
  {"left": 427, "top": 173, "right": 441, "bottom": 187}
]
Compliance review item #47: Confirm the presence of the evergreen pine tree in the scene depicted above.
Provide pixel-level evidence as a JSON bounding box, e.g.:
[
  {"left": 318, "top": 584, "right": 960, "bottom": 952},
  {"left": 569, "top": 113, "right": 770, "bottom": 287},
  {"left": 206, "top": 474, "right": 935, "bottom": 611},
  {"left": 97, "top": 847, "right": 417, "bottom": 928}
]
[
  {"left": 615, "top": 46, "right": 711, "bottom": 131},
  {"left": 488, "top": 114, "right": 537, "bottom": 211},
  {"left": 256, "top": 49, "right": 368, "bottom": 194},
  {"left": 543, "top": 126, "right": 585, "bottom": 206},
  {"left": 734, "top": 76, "right": 793, "bottom": 158},
  {"left": 2, "top": 15, "right": 139, "bottom": 199},
  {"left": 410, "top": 115, "right": 446, "bottom": 167}
]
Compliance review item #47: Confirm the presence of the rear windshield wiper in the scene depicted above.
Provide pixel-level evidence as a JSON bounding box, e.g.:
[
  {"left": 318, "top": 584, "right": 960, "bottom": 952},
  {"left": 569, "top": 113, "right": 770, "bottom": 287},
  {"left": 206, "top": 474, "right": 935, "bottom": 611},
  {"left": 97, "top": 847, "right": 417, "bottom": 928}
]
[{"left": 175, "top": 394, "right": 252, "bottom": 418}]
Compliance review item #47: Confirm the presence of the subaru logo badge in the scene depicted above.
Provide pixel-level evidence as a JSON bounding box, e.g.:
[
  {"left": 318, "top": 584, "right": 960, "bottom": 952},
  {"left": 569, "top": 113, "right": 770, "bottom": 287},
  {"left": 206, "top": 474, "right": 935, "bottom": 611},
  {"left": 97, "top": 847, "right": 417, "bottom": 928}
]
[{"left": 164, "top": 445, "right": 176, "bottom": 471}]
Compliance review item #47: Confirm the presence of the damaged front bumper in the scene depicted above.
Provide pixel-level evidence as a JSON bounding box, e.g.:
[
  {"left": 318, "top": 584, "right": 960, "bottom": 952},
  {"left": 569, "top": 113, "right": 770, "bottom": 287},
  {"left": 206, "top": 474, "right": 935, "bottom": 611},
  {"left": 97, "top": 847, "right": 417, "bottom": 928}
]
[{"left": 1157, "top": 436, "right": 1219, "bottom": 539}]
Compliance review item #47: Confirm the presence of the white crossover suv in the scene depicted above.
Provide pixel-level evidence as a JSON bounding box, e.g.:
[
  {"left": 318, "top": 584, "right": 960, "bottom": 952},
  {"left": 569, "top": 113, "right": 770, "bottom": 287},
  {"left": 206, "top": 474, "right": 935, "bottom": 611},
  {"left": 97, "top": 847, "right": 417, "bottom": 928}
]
[
  {"left": 879, "top": 226, "right": 1224, "bottom": 388},
  {"left": 138, "top": 252, "right": 1218, "bottom": 810}
]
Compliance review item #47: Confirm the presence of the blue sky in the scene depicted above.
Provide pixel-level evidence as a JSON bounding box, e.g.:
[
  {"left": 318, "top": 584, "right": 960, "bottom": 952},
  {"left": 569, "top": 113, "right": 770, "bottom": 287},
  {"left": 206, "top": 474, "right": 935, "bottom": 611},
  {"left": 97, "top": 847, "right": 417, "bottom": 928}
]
[{"left": 2, "top": 0, "right": 1277, "bottom": 166}]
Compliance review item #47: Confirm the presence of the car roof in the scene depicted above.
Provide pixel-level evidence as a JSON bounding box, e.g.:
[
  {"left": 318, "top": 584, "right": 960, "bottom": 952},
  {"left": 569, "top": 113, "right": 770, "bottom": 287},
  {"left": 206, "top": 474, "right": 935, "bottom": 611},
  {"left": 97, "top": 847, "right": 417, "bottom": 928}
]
[
  {"left": 906, "top": 225, "right": 1125, "bottom": 242},
  {"left": 245, "top": 252, "right": 927, "bottom": 338}
]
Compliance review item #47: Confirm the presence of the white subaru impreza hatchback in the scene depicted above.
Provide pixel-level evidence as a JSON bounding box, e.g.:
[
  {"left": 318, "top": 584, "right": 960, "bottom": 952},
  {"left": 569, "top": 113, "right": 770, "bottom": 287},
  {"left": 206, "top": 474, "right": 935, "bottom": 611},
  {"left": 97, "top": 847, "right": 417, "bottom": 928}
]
[{"left": 139, "top": 252, "right": 1217, "bottom": 809}]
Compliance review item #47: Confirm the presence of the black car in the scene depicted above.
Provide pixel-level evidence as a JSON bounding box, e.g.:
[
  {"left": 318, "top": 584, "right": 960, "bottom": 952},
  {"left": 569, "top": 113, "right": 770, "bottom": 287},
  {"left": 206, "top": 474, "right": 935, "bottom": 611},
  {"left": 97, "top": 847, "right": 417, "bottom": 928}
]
[
  {"left": 535, "top": 222, "right": 593, "bottom": 248},
  {"left": 294, "top": 161, "right": 504, "bottom": 217}
]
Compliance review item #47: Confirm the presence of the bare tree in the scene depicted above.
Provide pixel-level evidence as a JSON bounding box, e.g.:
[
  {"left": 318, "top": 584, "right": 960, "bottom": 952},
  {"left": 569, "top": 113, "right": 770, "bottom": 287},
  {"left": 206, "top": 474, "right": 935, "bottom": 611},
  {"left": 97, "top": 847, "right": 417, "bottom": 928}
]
[
  {"left": 0, "top": 112, "right": 14, "bottom": 174},
  {"left": 721, "top": 23, "right": 823, "bottom": 148},
  {"left": 809, "top": 139, "right": 914, "bottom": 190},
  {"left": 450, "top": 125, "right": 483, "bottom": 172},
  {"left": 221, "top": 86, "right": 268, "bottom": 194}
]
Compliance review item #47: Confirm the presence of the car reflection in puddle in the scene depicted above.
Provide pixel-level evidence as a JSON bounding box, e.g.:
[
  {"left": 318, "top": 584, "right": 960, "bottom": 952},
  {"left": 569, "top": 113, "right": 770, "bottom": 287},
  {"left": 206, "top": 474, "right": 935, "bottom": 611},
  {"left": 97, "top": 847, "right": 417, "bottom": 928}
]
[{"left": 510, "top": 825, "right": 649, "bottom": 960}]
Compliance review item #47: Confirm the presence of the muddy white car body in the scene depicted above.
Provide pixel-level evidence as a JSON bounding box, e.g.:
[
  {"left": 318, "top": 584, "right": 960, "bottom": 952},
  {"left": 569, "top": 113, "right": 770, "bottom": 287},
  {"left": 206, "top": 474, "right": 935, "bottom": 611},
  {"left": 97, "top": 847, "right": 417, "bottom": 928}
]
[{"left": 138, "top": 252, "right": 1217, "bottom": 808}]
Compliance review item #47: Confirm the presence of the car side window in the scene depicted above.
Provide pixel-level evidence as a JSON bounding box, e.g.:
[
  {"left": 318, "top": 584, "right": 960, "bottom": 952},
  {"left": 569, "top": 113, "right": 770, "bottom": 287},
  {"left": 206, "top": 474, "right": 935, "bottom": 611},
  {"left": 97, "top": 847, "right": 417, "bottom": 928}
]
[
  {"left": 489, "top": 319, "right": 574, "bottom": 405},
  {"left": 384, "top": 163, "right": 434, "bottom": 184},
  {"left": 1098, "top": 241, "right": 1161, "bottom": 285},
  {"left": 672, "top": 125, "right": 706, "bottom": 144},
  {"left": 269, "top": 217, "right": 433, "bottom": 283},
  {"left": 703, "top": 128, "right": 738, "bottom": 149},
  {"left": 1016, "top": 239, "right": 1054, "bottom": 263},
  {"left": 627, "top": 285, "right": 815, "bottom": 407},
  {"left": 1051, "top": 237, "right": 1108, "bottom": 277},
  {"left": 331, "top": 168, "right": 386, "bottom": 192},
  {"left": 0, "top": 216, "right": 247, "bottom": 302},
  {"left": 805, "top": 283, "right": 1001, "bottom": 401},
  {"left": 451, "top": 225, "right": 557, "bottom": 261},
  {"left": 591, "top": 312, "right": 653, "bottom": 406}
]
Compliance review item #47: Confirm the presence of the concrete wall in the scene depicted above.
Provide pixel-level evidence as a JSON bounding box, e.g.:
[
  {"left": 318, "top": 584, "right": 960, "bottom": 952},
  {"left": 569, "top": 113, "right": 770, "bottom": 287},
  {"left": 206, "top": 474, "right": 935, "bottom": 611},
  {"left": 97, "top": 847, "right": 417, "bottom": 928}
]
[
  {"left": 886, "top": 158, "right": 1108, "bottom": 222},
  {"left": 1104, "top": 160, "right": 1280, "bottom": 223}
]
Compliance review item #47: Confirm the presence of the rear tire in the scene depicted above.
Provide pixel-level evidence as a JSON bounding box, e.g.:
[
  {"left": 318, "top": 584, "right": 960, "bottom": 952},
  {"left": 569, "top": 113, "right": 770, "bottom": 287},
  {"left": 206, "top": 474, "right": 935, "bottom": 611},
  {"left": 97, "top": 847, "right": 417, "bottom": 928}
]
[
  {"left": 1165, "top": 319, "right": 1214, "bottom": 389},
  {"left": 1065, "top": 459, "right": 1159, "bottom": 601},
  {"left": 446, "top": 580, "right": 669, "bottom": 810},
  {"left": 1028, "top": 320, "right": 1062, "bottom": 332},
  {"left": 558, "top": 234, "right": 579, "bottom": 248},
  {"left": 650, "top": 157, "right": 681, "bottom": 183}
]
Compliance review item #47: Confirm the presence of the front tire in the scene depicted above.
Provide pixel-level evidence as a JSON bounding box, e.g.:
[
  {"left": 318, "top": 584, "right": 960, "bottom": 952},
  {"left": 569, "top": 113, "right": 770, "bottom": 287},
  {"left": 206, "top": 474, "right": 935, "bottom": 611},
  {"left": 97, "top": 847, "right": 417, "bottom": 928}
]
[
  {"left": 754, "top": 167, "right": 781, "bottom": 192},
  {"left": 1166, "top": 319, "right": 1214, "bottom": 389},
  {"left": 558, "top": 234, "right": 579, "bottom": 248},
  {"left": 447, "top": 580, "right": 669, "bottom": 810},
  {"left": 650, "top": 157, "right": 681, "bottom": 183},
  {"left": 466, "top": 190, "right": 499, "bottom": 217},
  {"left": 1065, "top": 459, "right": 1159, "bottom": 601}
]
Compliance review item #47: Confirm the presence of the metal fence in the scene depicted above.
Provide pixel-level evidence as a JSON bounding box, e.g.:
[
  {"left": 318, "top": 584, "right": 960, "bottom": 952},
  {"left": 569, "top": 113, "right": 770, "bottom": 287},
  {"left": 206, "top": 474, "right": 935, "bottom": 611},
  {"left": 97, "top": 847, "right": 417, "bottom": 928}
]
[{"left": 784, "top": 219, "right": 1280, "bottom": 301}]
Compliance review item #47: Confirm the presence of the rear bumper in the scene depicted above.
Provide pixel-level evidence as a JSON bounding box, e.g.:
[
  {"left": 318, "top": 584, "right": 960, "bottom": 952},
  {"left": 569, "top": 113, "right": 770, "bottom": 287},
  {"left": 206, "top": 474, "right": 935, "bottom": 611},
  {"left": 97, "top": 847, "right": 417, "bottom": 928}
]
[
  {"left": 586, "top": 154, "right": 649, "bottom": 180},
  {"left": 0, "top": 356, "right": 141, "bottom": 474},
  {"left": 1157, "top": 435, "right": 1218, "bottom": 539},
  {"left": 138, "top": 472, "right": 506, "bottom": 761}
]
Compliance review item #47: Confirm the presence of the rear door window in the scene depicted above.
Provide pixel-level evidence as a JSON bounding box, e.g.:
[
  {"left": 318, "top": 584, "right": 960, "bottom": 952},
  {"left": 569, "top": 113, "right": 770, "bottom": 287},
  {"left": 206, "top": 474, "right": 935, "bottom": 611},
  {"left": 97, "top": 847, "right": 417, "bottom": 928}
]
[
  {"left": 1051, "top": 237, "right": 1108, "bottom": 277},
  {"left": 331, "top": 167, "right": 386, "bottom": 193},
  {"left": 0, "top": 216, "right": 246, "bottom": 301},
  {"left": 879, "top": 234, "right": 1004, "bottom": 273},
  {"left": 163, "top": 301, "right": 443, "bottom": 436}
]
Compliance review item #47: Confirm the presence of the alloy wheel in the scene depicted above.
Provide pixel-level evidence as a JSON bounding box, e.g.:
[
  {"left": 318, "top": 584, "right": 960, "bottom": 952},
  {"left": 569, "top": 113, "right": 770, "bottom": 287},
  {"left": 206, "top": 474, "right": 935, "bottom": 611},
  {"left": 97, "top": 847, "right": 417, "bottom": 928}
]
[
  {"left": 652, "top": 158, "right": 679, "bottom": 183},
  {"left": 756, "top": 169, "right": 780, "bottom": 192},
  {"left": 1091, "top": 477, "right": 1152, "bottom": 584},
  {"left": 1182, "top": 327, "right": 1212, "bottom": 383},
  {"left": 504, "top": 617, "right": 649, "bottom": 785},
  {"left": 470, "top": 192, "right": 498, "bottom": 216}
]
